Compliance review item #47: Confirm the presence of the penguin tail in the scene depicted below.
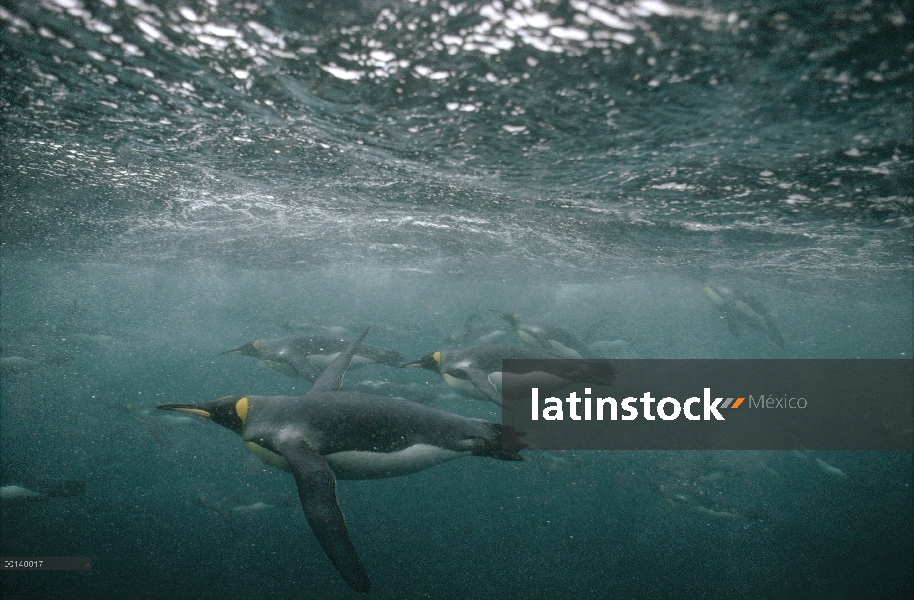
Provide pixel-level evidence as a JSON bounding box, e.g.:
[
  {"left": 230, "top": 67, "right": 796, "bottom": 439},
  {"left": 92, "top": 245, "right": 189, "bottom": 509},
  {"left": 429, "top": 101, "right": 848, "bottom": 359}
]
[{"left": 474, "top": 423, "right": 526, "bottom": 460}]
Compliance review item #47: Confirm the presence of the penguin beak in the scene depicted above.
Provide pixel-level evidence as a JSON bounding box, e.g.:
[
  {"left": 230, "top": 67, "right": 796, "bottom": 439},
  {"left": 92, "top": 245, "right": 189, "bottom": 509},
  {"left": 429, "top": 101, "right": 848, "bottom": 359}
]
[
  {"left": 218, "top": 341, "right": 260, "bottom": 357},
  {"left": 156, "top": 404, "right": 212, "bottom": 418},
  {"left": 399, "top": 361, "right": 421, "bottom": 368}
]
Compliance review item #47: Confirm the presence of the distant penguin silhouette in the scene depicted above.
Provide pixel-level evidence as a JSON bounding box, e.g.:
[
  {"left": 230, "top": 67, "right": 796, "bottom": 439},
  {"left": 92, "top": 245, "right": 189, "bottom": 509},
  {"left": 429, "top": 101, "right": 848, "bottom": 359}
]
[
  {"left": 219, "top": 333, "right": 402, "bottom": 381},
  {"left": 0, "top": 356, "right": 43, "bottom": 376},
  {"left": 702, "top": 285, "right": 785, "bottom": 347},
  {"left": 402, "top": 344, "right": 615, "bottom": 407},
  {"left": 489, "top": 310, "right": 588, "bottom": 358},
  {"left": 283, "top": 322, "right": 355, "bottom": 338},
  {"left": 443, "top": 313, "right": 508, "bottom": 346},
  {"left": 0, "top": 479, "right": 85, "bottom": 502}
]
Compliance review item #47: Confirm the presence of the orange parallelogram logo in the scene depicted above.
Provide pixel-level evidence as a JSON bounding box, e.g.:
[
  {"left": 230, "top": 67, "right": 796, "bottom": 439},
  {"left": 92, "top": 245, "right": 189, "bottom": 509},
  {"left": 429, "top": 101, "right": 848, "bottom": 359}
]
[{"left": 722, "top": 397, "right": 744, "bottom": 409}]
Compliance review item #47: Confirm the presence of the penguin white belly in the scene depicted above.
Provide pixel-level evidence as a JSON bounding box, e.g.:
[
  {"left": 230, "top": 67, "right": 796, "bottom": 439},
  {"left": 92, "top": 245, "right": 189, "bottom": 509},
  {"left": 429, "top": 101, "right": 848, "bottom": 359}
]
[
  {"left": 442, "top": 373, "right": 487, "bottom": 398},
  {"left": 487, "top": 371, "right": 503, "bottom": 390},
  {"left": 231, "top": 501, "right": 275, "bottom": 513},
  {"left": 474, "top": 330, "right": 507, "bottom": 344},
  {"left": 246, "top": 442, "right": 468, "bottom": 480},
  {"left": 732, "top": 300, "right": 767, "bottom": 329},
  {"left": 326, "top": 444, "right": 470, "bottom": 480},
  {"left": 547, "top": 340, "right": 582, "bottom": 358},
  {"left": 702, "top": 286, "right": 725, "bottom": 307},
  {"left": 0, "top": 485, "right": 44, "bottom": 501},
  {"left": 246, "top": 441, "right": 292, "bottom": 471},
  {"left": 517, "top": 330, "right": 537, "bottom": 344}
]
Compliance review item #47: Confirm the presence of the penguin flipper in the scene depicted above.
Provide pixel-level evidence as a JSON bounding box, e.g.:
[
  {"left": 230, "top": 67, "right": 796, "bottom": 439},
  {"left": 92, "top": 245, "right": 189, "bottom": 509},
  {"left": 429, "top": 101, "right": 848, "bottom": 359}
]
[
  {"left": 763, "top": 316, "right": 785, "bottom": 347},
  {"left": 308, "top": 328, "right": 370, "bottom": 394},
  {"left": 724, "top": 314, "right": 740, "bottom": 338},
  {"left": 278, "top": 441, "right": 370, "bottom": 594},
  {"left": 465, "top": 367, "right": 503, "bottom": 407},
  {"left": 463, "top": 313, "right": 481, "bottom": 342}
]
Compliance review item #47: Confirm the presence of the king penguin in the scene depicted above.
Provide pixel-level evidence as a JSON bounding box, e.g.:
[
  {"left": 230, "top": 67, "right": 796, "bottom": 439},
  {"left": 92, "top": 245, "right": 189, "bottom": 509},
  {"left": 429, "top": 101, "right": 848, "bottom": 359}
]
[
  {"left": 219, "top": 332, "right": 402, "bottom": 381},
  {"left": 159, "top": 328, "right": 523, "bottom": 594},
  {"left": 702, "top": 285, "right": 785, "bottom": 347},
  {"left": 489, "top": 310, "right": 589, "bottom": 358},
  {"left": 402, "top": 344, "right": 615, "bottom": 406},
  {"left": 443, "top": 312, "right": 508, "bottom": 346},
  {"left": 0, "top": 479, "right": 85, "bottom": 502}
]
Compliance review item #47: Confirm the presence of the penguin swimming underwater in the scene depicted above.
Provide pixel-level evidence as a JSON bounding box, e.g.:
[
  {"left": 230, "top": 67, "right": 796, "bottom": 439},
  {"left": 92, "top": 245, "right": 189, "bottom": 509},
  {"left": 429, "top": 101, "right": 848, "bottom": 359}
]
[
  {"left": 443, "top": 312, "right": 508, "bottom": 347},
  {"left": 702, "top": 285, "right": 785, "bottom": 347},
  {"left": 0, "top": 479, "right": 85, "bottom": 502},
  {"left": 283, "top": 323, "right": 354, "bottom": 338},
  {"left": 489, "top": 310, "right": 589, "bottom": 358},
  {"left": 219, "top": 332, "right": 402, "bottom": 381},
  {"left": 402, "top": 344, "right": 616, "bottom": 406},
  {"left": 0, "top": 355, "right": 43, "bottom": 376},
  {"left": 160, "top": 329, "right": 522, "bottom": 594}
]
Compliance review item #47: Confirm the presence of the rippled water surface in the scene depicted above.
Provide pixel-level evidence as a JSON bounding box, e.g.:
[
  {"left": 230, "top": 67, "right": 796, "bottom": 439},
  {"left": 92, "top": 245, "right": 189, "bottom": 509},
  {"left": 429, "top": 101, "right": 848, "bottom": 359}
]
[{"left": 1, "top": 0, "right": 912, "bottom": 598}]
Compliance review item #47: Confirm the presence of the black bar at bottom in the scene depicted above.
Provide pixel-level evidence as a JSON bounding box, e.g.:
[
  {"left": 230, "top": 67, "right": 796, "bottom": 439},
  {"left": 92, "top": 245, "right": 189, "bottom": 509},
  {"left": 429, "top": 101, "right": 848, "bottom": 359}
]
[{"left": 1, "top": 557, "right": 91, "bottom": 570}]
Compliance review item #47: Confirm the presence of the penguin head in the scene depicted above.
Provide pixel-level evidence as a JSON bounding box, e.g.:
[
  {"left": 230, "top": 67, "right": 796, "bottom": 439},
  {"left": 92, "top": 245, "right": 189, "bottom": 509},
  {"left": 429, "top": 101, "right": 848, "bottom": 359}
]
[
  {"left": 156, "top": 396, "right": 249, "bottom": 434},
  {"left": 400, "top": 351, "right": 441, "bottom": 372},
  {"left": 219, "top": 339, "right": 262, "bottom": 357}
]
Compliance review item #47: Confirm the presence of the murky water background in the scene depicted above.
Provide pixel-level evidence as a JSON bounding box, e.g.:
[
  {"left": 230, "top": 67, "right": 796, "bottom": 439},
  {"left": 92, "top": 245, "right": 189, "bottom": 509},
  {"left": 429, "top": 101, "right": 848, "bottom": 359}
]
[{"left": 1, "top": 0, "right": 911, "bottom": 597}]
